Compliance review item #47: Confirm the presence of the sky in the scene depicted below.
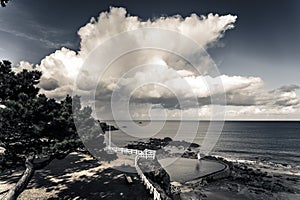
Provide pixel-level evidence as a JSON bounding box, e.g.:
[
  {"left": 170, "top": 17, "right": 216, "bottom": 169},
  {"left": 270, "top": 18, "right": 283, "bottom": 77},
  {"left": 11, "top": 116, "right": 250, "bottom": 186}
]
[{"left": 0, "top": 0, "right": 300, "bottom": 120}]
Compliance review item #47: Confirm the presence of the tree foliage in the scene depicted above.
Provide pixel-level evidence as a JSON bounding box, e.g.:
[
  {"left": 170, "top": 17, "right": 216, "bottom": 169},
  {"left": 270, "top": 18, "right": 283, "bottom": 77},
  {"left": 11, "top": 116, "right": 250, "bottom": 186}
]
[
  {"left": 0, "top": 60, "right": 112, "bottom": 199},
  {"left": 1, "top": 0, "right": 9, "bottom": 7},
  {"left": 0, "top": 60, "right": 103, "bottom": 168}
]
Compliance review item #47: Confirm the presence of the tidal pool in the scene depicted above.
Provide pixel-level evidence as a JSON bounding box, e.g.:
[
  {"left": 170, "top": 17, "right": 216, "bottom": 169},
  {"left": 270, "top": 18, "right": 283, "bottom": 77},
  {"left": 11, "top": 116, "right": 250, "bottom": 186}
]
[{"left": 158, "top": 158, "right": 225, "bottom": 183}]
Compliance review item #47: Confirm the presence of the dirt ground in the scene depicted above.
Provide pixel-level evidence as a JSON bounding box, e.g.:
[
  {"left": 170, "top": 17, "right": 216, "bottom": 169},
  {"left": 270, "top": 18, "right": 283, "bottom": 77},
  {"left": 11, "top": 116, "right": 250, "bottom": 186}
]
[{"left": 0, "top": 153, "right": 152, "bottom": 200}]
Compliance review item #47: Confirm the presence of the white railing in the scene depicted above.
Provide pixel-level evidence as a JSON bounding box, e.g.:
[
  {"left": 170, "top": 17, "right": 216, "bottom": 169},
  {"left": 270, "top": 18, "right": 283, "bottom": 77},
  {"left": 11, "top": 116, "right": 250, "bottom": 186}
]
[
  {"left": 135, "top": 155, "right": 161, "bottom": 200},
  {"left": 104, "top": 146, "right": 161, "bottom": 199},
  {"left": 105, "top": 146, "right": 156, "bottom": 159},
  {"left": 170, "top": 185, "right": 181, "bottom": 194}
]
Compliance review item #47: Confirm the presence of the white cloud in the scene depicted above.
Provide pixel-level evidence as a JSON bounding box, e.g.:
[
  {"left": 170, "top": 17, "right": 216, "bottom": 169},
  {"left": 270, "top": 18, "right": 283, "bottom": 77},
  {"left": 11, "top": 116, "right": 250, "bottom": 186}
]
[
  {"left": 77, "top": 7, "right": 237, "bottom": 55},
  {"left": 13, "top": 61, "right": 34, "bottom": 73},
  {"left": 14, "top": 7, "right": 236, "bottom": 99},
  {"left": 0, "top": 26, "right": 72, "bottom": 49},
  {"left": 12, "top": 7, "right": 300, "bottom": 120}
]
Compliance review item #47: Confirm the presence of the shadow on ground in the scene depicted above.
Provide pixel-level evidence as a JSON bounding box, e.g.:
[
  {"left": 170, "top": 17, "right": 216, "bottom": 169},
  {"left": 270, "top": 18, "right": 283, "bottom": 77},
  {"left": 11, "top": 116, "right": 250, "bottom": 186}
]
[{"left": 1, "top": 153, "right": 152, "bottom": 200}]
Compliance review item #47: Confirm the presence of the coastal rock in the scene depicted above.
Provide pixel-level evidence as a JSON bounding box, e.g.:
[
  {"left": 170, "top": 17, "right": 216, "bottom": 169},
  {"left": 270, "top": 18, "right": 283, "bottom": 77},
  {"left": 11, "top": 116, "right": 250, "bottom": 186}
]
[
  {"left": 126, "top": 137, "right": 174, "bottom": 151},
  {"left": 97, "top": 121, "right": 118, "bottom": 132},
  {"left": 181, "top": 151, "right": 197, "bottom": 159},
  {"left": 176, "top": 153, "right": 299, "bottom": 199},
  {"left": 127, "top": 138, "right": 299, "bottom": 199},
  {"left": 126, "top": 137, "right": 200, "bottom": 155},
  {"left": 163, "top": 137, "right": 173, "bottom": 143},
  {"left": 138, "top": 158, "right": 172, "bottom": 199}
]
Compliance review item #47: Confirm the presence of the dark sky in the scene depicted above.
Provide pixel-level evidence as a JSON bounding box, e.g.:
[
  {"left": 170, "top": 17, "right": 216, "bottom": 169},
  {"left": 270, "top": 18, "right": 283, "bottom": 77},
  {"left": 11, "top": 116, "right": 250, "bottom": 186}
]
[{"left": 0, "top": 0, "right": 299, "bottom": 91}]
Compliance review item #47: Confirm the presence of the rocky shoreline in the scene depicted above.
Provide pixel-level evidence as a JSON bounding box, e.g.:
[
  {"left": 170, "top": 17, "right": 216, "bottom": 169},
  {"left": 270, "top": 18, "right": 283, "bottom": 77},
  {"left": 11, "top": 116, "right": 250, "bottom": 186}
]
[
  {"left": 127, "top": 137, "right": 300, "bottom": 200},
  {"left": 2, "top": 137, "right": 297, "bottom": 200},
  {"left": 181, "top": 156, "right": 299, "bottom": 200}
]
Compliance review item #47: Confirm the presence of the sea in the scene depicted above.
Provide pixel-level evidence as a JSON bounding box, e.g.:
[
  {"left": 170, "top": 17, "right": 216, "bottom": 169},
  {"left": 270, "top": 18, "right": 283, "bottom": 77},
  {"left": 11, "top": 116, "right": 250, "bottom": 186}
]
[{"left": 107, "top": 121, "right": 300, "bottom": 175}]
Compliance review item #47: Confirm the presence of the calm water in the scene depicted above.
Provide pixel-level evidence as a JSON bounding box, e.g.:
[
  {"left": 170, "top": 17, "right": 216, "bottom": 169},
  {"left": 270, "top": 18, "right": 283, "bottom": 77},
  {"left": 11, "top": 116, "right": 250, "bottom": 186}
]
[
  {"left": 158, "top": 158, "right": 225, "bottom": 182},
  {"left": 109, "top": 121, "right": 300, "bottom": 174}
]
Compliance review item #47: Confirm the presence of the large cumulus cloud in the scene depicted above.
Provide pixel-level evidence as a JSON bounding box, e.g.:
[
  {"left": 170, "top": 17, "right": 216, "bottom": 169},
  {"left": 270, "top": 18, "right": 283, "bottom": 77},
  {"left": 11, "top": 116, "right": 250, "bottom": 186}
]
[
  {"left": 77, "top": 7, "right": 237, "bottom": 55},
  {"left": 15, "top": 7, "right": 237, "bottom": 98},
  {"left": 13, "top": 7, "right": 300, "bottom": 120}
]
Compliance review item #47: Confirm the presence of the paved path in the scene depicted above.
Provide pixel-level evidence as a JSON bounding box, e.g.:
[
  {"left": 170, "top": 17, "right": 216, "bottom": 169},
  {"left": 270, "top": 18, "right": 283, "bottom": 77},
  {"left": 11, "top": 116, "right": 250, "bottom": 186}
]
[{"left": 158, "top": 158, "right": 226, "bottom": 183}]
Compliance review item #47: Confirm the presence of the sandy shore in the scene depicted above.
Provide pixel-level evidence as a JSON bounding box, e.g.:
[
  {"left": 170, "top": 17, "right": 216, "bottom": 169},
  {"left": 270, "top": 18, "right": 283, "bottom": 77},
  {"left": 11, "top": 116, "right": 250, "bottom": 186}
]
[{"left": 0, "top": 153, "right": 152, "bottom": 200}]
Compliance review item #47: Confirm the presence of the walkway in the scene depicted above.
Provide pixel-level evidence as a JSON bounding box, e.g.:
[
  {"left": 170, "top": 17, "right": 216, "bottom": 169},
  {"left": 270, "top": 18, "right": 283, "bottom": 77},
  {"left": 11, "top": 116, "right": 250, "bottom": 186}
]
[{"left": 105, "top": 146, "right": 161, "bottom": 200}]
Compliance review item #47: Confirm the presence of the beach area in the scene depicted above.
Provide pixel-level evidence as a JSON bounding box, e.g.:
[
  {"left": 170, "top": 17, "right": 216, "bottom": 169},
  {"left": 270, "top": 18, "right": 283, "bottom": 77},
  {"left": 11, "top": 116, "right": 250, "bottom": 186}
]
[{"left": 1, "top": 136, "right": 299, "bottom": 200}]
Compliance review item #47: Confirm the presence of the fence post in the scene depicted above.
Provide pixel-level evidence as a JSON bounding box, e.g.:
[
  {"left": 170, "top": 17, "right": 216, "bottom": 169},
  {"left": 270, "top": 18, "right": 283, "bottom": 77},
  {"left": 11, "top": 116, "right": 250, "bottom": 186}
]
[{"left": 134, "top": 151, "right": 161, "bottom": 200}]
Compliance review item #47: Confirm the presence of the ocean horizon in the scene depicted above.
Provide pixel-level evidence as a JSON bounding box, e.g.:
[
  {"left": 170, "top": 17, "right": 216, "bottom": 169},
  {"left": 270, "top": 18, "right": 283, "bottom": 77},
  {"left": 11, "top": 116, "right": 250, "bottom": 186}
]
[{"left": 108, "top": 120, "right": 300, "bottom": 176}]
